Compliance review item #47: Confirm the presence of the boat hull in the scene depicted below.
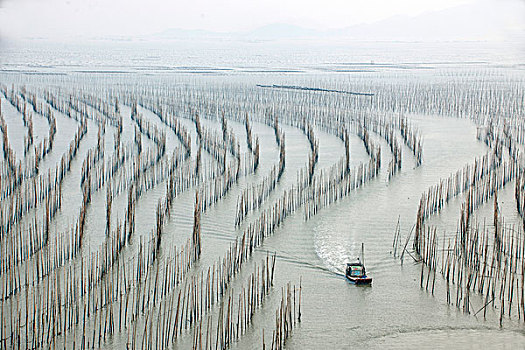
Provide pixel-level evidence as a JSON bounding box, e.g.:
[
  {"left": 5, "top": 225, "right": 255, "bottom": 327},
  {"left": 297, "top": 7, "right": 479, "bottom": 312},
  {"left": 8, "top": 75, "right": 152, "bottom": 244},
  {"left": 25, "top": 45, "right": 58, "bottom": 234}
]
[{"left": 346, "top": 276, "right": 372, "bottom": 285}]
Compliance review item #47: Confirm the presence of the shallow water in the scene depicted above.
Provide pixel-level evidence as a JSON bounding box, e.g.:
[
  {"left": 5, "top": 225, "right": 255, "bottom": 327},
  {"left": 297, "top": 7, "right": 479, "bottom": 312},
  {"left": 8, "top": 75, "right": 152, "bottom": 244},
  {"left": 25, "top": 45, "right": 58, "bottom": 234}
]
[{"left": 1, "top": 41, "right": 525, "bottom": 349}]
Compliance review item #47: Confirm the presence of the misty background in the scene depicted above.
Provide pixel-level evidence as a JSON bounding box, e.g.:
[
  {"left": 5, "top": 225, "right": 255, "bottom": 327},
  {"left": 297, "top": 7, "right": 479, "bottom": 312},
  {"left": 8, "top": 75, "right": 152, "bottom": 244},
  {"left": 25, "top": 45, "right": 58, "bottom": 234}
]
[
  {"left": 0, "top": 0, "right": 523, "bottom": 42},
  {"left": 0, "top": 0, "right": 523, "bottom": 72}
]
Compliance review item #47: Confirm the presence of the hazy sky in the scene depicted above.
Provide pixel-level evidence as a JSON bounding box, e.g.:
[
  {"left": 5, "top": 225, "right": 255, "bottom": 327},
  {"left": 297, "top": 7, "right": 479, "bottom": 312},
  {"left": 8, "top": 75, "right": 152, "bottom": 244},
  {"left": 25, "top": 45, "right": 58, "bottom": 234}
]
[{"left": 0, "top": 0, "right": 523, "bottom": 39}]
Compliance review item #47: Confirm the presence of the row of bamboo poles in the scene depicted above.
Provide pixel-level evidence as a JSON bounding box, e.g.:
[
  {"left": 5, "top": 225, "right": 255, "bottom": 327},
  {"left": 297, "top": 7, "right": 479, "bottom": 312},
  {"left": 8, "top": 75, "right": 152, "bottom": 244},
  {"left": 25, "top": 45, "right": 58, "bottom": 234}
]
[
  {"left": 304, "top": 125, "right": 381, "bottom": 220},
  {"left": 302, "top": 120, "right": 319, "bottom": 185},
  {"left": 3, "top": 76, "right": 447, "bottom": 349},
  {"left": 273, "top": 115, "right": 286, "bottom": 182},
  {"left": 235, "top": 115, "right": 283, "bottom": 227},
  {"left": 399, "top": 116, "right": 422, "bottom": 166},
  {"left": 0, "top": 86, "right": 56, "bottom": 183},
  {"left": 417, "top": 194, "right": 525, "bottom": 325},
  {"left": 107, "top": 93, "right": 308, "bottom": 349},
  {"left": 190, "top": 256, "right": 280, "bottom": 350},
  {"left": 413, "top": 118, "right": 517, "bottom": 248},
  {"left": 0, "top": 72, "right": 443, "bottom": 349},
  {"left": 4, "top": 85, "right": 170, "bottom": 350},
  {"left": 0, "top": 85, "right": 189, "bottom": 348},
  {"left": 245, "top": 115, "right": 260, "bottom": 173},
  {"left": 413, "top": 150, "right": 503, "bottom": 248},
  {"left": 97, "top": 71, "right": 524, "bottom": 134},
  {"left": 263, "top": 280, "right": 302, "bottom": 350},
  {"left": 409, "top": 94, "right": 525, "bottom": 325},
  {"left": 0, "top": 116, "right": 87, "bottom": 268}
]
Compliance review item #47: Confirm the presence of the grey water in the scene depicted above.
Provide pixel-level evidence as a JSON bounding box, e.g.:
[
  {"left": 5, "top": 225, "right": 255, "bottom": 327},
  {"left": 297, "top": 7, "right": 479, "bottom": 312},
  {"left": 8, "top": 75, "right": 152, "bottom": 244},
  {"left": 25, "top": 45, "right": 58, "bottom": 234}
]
[{"left": 1, "top": 39, "right": 525, "bottom": 349}]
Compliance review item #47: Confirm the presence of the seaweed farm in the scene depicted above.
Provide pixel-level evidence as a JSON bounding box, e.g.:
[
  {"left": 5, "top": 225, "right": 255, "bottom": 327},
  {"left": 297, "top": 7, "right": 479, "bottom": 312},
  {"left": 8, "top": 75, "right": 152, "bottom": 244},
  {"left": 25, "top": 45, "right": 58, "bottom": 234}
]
[{"left": 0, "top": 42, "right": 525, "bottom": 349}]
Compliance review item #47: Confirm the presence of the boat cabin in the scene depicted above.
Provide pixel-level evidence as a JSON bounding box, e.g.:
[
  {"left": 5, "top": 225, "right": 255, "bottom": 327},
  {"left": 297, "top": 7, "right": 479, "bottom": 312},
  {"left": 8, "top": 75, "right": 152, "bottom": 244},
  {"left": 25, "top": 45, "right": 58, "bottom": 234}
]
[{"left": 346, "top": 263, "right": 366, "bottom": 278}]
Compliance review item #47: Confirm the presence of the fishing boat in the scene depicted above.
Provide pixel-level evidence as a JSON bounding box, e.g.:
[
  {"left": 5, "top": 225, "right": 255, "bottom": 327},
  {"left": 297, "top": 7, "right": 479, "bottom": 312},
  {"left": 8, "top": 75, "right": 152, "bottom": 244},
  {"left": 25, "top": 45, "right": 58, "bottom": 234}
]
[
  {"left": 345, "top": 261, "right": 372, "bottom": 284},
  {"left": 345, "top": 243, "right": 372, "bottom": 285}
]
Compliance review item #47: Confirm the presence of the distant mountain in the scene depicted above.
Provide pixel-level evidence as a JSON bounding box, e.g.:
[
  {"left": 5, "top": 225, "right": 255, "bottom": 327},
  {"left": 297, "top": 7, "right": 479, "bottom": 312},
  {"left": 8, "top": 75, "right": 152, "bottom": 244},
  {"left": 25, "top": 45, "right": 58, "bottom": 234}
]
[
  {"left": 151, "top": 28, "right": 225, "bottom": 40},
  {"left": 145, "top": 23, "right": 321, "bottom": 42},
  {"left": 239, "top": 23, "right": 320, "bottom": 40},
  {"left": 334, "top": 4, "right": 519, "bottom": 42},
  {"left": 144, "top": 3, "right": 524, "bottom": 43}
]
